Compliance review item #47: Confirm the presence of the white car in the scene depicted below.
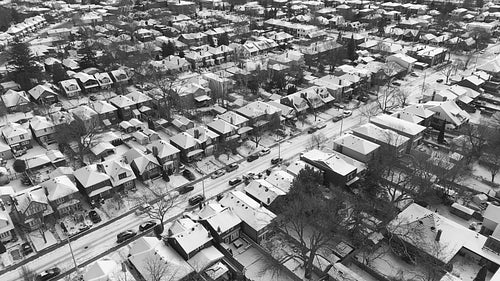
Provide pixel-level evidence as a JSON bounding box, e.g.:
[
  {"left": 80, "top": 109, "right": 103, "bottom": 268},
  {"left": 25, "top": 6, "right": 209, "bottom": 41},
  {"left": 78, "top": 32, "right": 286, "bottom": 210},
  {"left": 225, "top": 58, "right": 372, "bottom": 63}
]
[
  {"left": 343, "top": 110, "right": 353, "bottom": 117},
  {"left": 211, "top": 169, "right": 226, "bottom": 179},
  {"left": 259, "top": 148, "right": 271, "bottom": 156}
]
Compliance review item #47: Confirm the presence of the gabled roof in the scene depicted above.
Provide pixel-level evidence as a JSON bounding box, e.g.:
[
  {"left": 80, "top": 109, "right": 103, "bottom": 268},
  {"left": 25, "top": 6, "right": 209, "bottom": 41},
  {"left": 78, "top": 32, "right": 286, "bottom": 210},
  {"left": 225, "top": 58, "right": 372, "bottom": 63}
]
[
  {"left": 168, "top": 218, "right": 212, "bottom": 255},
  {"left": 205, "top": 207, "right": 242, "bottom": 235},
  {"left": 99, "top": 159, "right": 136, "bottom": 187},
  {"left": 207, "top": 119, "right": 238, "bottom": 135},
  {"left": 28, "top": 84, "right": 58, "bottom": 100},
  {"left": 370, "top": 114, "right": 426, "bottom": 136},
  {"left": 73, "top": 72, "right": 97, "bottom": 83},
  {"left": 90, "top": 142, "right": 115, "bottom": 156},
  {"left": 334, "top": 134, "right": 380, "bottom": 155},
  {"left": 60, "top": 79, "right": 82, "bottom": 93},
  {"left": 244, "top": 179, "right": 285, "bottom": 206},
  {"left": 147, "top": 140, "right": 180, "bottom": 159},
  {"left": 186, "top": 126, "right": 219, "bottom": 143},
  {"left": 217, "top": 111, "right": 248, "bottom": 126},
  {"left": 401, "top": 104, "right": 435, "bottom": 119},
  {"left": 13, "top": 186, "right": 50, "bottom": 214},
  {"left": 74, "top": 164, "right": 111, "bottom": 188},
  {"left": 2, "top": 89, "right": 30, "bottom": 108},
  {"left": 41, "top": 175, "right": 78, "bottom": 201},
  {"left": 352, "top": 123, "right": 410, "bottom": 147},
  {"left": 424, "top": 100, "right": 470, "bottom": 127},
  {"left": 93, "top": 72, "right": 113, "bottom": 86},
  {"left": 126, "top": 91, "right": 152, "bottom": 104},
  {"left": 132, "top": 154, "right": 160, "bottom": 174},
  {"left": 70, "top": 105, "right": 98, "bottom": 120},
  {"left": 91, "top": 100, "right": 117, "bottom": 114},
  {"left": 109, "top": 95, "right": 135, "bottom": 108},
  {"left": 2, "top": 123, "right": 30, "bottom": 139},
  {"left": 83, "top": 258, "right": 118, "bottom": 281},
  {"left": 170, "top": 132, "right": 198, "bottom": 150},
  {"left": 29, "top": 116, "right": 55, "bottom": 131}
]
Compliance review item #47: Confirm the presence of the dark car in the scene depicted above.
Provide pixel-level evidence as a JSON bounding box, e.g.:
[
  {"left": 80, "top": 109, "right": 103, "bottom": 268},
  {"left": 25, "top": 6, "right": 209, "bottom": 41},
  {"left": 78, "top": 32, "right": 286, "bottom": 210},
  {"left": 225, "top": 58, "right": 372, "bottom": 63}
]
[
  {"left": 332, "top": 115, "right": 343, "bottom": 122},
  {"left": 88, "top": 210, "right": 101, "bottom": 224},
  {"left": 247, "top": 154, "right": 259, "bottom": 162},
  {"left": 182, "top": 169, "right": 196, "bottom": 181},
  {"left": 307, "top": 126, "right": 318, "bottom": 134},
  {"left": 333, "top": 103, "right": 345, "bottom": 109},
  {"left": 271, "top": 157, "right": 283, "bottom": 165},
  {"left": 36, "top": 267, "right": 61, "bottom": 281},
  {"left": 139, "top": 220, "right": 157, "bottom": 231},
  {"left": 226, "top": 163, "right": 239, "bottom": 172},
  {"left": 117, "top": 230, "right": 137, "bottom": 243},
  {"left": 178, "top": 185, "right": 194, "bottom": 194},
  {"left": 392, "top": 81, "right": 402, "bottom": 86},
  {"left": 188, "top": 195, "right": 205, "bottom": 206},
  {"left": 436, "top": 79, "right": 444, "bottom": 83},
  {"left": 79, "top": 224, "right": 91, "bottom": 232},
  {"left": 89, "top": 95, "right": 97, "bottom": 101},
  {"left": 21, "top": 242, "right": 33, "bottom": 256},
  {"left": 229, "top": 177, "right": 242, "bottom": 186}
]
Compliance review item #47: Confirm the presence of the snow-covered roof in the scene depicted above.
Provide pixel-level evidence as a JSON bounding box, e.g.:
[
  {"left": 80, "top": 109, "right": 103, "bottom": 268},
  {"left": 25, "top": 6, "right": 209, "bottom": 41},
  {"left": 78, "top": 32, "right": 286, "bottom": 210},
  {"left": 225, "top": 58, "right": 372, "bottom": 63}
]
[
  {"left": 74, "top": 164, "right": 111, "bottom": 188},
  {"left": 109, "top": 95, "right": 135, "bottom": 108},
  {"left": 370, "top": 114, "right": 426, "bottom": 137},
  {"left": 168, "top": 218, "right": 212, "bottom": 255},
  {"left": 187, "top": 246, "right": 224, "bottom": 273},
  {"left": 132, "top": 154, "right": 160, "bottom": 174},
  {"left": 333, "top": 134, "right": 380, "bottom": 156},
  {"left": 244, "top": 179, "right": 285, "bottom": 206},
  {"left": 301, "top": 149, "right": 357, "bottom": 176},
  {"left": 265, "top": 170, "right": 294, "bottom": 193},
  {"left": 2, "top": 123, "right": 30, "bottom": 139},
  {"left": 205, "top": 207, "right": 242, "bottom": 234},
  {"left": 41, "top": 175, "right": 78, "bottom": 201},
  {"left": 147, "top": 140, "right": 180, "bottom": 159},
  {"left": 352, "top": 123, "right": 410, "bottom": 148},
  {"left": 91, "top": 100, "right": 117, "bottom": 114},
  {"left": 98, "top": 159, "right": 136, "bottom": 187},
  {"left": 28, "top": 84, "right": 57, "bottom": 100},
  {"left": 1, "top": 89, "right": 29, "bottom": 108},
  {"left": 83, "top": 258, "right": 118, "bottom": 281}
]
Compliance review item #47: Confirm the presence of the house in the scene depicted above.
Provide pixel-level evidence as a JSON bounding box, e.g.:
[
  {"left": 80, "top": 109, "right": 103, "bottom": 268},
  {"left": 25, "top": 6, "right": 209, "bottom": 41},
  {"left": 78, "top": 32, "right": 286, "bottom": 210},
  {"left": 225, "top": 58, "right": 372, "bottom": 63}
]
[
  {"left": 370, "top": 114, "right": 426, "bottom": 151},
  {"left": 217, "top": 111, "right": 249, "bottom": 129},
  {"left": 46, "top": 149, "right": 66, "bottom": 167},
  {"left": 333, "top": 134, "right": 380, "bottom": 163},
  {"left": 130, "top": 153, "right": 162, "bottom": 181},
  {"left": 171, "top": 116, "right": 194, "bottom": 131},
  {"left": 90, "top": 142, "right": 116, "bottom": 160},
  {"left": 0, "top": 140, "right": 13, "bottom": 160},
  {"left": 28, "top": 84, "right": 58, "bottom": 104},
  {"left": 109, "top": 95, "right": 136, "bottom": 121},
  {"left": 97, "top": 159, "right": 136, "bottom": 192},
  {"left": 195, "top": 203, "right": 242, "bottom": 244},
  {"left": 482, "top": 204, "right": 500, "bottom": 235},
  {"left": 166, "top": 217, "right": 213, "bottom": 260},
  {"left": 73, "top": 164, "right": 113, "bottom": 202},
  {"left": 386, "top": 53, "right": 417, "bottom": 73},
  {"left": 186, "top": 126, "right": 219, "bottom": 156},
  {"left": 280, "top": 93, "right": 309, "bottom": 116},
  {"left": 90, "top": 100, "right": 119, "bottom": 125},
  {"left": 59, "top": 79, "right": 82, "bottom": 98},
  {"left": 29, "top": 116, "right": 56, "bottom": 145},
  {"left": 70, "top": 105, "right": 99, "bottom": 132},
  {"left": 170, "top": 132, "right": 203, "bottom": 163},
  {"left": 352, "top": 123, "right": 410, "bottom": 156},
  {"left": 1, "top": 89, "right": 31, "bottom": 113},
  {"left": 2, "top": 123, "right": 32, "bottom": 152},
  {"left": 244, "top": 179, "right": 286, "bottom": 207},
  {"left": 109, "top": 69, "right": 130, "bottom": 84},
  {"left": 10, "top": 186, "right": 53, "bottom": 230},
  {"left": 83, "top": 258, "right": 120, "bottom": 281},
  {"left": 0, "top": 210, "right": 14, "bottom": 243},
  {"left": 126, "top": 90, "right": 153, "bottom": 110},
  {"left": 73, "top": 72, "right": 99, "bottom": 93},
  {"left": 301, "top": 149, "right": 359, "bottom": 188},
  {"left": 219, "top": 190, "right": 276, "bottom": 243},
  {"left": 94, "top": 72, "right": 113, "bottom": 89},
  {"left": 398, "top": 104, "right": 435, "bottom": 127},
  {"left": 235, "top": 101, "right": 282, "bottom": 129},
  {"left": 266, "top": 170, "right": 294, "bottom": 193},
  {"left": 146, "top": 140, "right": 180, "bottom": 173},
  {"left": 128, "top": 237, "right": 194, "bottom": 281},
  {"left": 423, "top": 101, "right": 470, "bottom": 128},
  {"left": 207, "top": 119, "right": 240, "bottom": 143},
  {"left": 41, "top": 175, "right": 81, "bottom": 218}
]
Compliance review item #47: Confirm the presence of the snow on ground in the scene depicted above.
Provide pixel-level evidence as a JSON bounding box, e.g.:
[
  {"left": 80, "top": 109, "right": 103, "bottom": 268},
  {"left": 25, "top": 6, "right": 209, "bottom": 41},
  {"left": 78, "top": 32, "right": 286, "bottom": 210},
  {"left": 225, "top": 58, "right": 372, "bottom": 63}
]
[
  {"left": 29, "top": 230, "right": 57, "bottom": 252},
  {"left": 236, "top": 140, "right": 265, "bottom": 157},
  {"left": 470, "top": 161, "right": 500, "bottom": 186},
  {"left": 460, "top": 177, "right": 494, "bottom": 195},
  {"left": 194, "top": 155, "right": 224, "bottom": 175},
  {"left": 450, "top": 254, "right": 493, "bottom": 281},
  {"left": 216, "top": 153, "right": 243, "bottom": 166}
]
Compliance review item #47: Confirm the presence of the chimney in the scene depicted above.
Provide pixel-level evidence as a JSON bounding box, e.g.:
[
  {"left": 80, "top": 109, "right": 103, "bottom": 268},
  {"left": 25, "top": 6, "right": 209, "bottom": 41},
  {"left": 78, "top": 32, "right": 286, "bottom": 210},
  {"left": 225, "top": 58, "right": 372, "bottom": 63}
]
[
  {"left": 194, "top": 129, "right": 200, "bottom": 139},
  {"left": 435, "top": 229, "right": 442, "bottom": 241}
]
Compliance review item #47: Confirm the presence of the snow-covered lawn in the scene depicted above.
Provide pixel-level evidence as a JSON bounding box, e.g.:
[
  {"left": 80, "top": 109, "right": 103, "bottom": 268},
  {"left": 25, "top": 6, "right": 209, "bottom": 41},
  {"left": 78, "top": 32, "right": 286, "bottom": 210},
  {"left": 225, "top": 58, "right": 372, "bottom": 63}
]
[
  {"left": 470, "top": 161, "right": 500, "bottom": 187},
  {"left": 236, "top": 140, "right": 266, "bottom": 157},
  {"left": 216, "top": 153, "right": 243, "bottom": 166},
  {"left": 193, "top": 156, "right": 224, "bottom": 175},
  {"left": 29, "top": 230, "right": 57, "bottom": 252},
  {"left": 450, "top": 254, "right": 493, "bottom": 281}
]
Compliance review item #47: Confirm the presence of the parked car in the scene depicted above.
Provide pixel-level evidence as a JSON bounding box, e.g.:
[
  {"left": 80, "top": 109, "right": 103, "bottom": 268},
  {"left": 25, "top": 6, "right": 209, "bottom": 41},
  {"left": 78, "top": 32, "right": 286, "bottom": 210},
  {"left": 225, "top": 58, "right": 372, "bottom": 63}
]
[
  {"left": 135, "top": 203, "right": 151, "bottom": 215},
  {"left": 436, "top": 79, "right": 444, "bottom": 83},
  {"left": 139, "top": 220, "right": 157, "bottom": 231},
  {"left": 229, "top": 177, "right": 242, "bottom": 186},
  {"left": 79, "top": 223, "right": 91, "bottom": 232},
  {"left": 410, "top": 72, "right": 419, "bottom": 77},
  {"left": 332, "top": 115, "right": 343, "bottom": 122},
  {"left": 225, "top": 163, "right": 239, "bottom": 172},
  {"left": 178, "top": 185, "right": 194, "bottom": 194},
  {"left": 271, "top": 157, "right": 283, "bottom": 165},
  {"left": 88, "top": 210, "right": 101, "bottom": 224},
  {"left": 307, "top": 126, "right": 318, "bottom": 134},
  {"left": 182, "top": 169, "right": 196, "bottom": 181},
  {"left": 317, "top": 124, "right": 327, "bottom": 130},
  {"left": 343, "top": 110, "right": 353, "bottom": 117},
  {"left": 36, "top": 267, "right": 61, "bottom": 281},
  {"left": 116, "top": 230, "right": 137, "bottom": 243},
  {"left": 21, "top": 242, "right": 33, "bottom": 256},
  {"left": 188, "top": 195, "right": 205, "bottom": 206},
  {"left": 247, "top": 154, "right": 259, "bottom": 162},
  {"left": 259, "top": 148, "right": 271, "bottom": 156},
  {"left": 89, "top": 95, "right": 97, "bottom": 101},
  {"left": 211, "top": 169, "right": 226, "bottom": 179},
  {"left": 392, "top": 81, "right": 402, "bottom": 86}
]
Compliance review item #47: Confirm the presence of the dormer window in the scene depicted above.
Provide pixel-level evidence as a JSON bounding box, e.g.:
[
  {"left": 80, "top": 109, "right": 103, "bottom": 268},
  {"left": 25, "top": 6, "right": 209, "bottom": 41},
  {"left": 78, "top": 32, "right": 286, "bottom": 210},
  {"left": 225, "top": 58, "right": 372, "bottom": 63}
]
[{"left": 118, "top": 173, "right": 127, "bottom": 180}]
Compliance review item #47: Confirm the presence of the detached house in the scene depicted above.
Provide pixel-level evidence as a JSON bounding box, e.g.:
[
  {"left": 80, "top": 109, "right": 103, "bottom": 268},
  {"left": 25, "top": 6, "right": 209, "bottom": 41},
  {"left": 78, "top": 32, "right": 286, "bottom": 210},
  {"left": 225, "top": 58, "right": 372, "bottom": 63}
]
[
  {"left": 74, "top": 164, "right": 113, "bottom": 202},
  {"left": 94, "top": 72, "right": 113, "bottom": 89},
  {"left": 2, "top": 123, "right": 32, "bottom": 152},
  {"left": 244, "top": 179, "right": 286, "bottom": 207},
  {"left": 370, "top": 114, "right": 426, "bottom": 151},
  {"left": 98, "top": 159, "right": 136, "bottom": 191},
  {"left": 235, "top": 101, "right": 282, "bottom": 129},
  {"left": 170, "top": 132, "right": 203, "bottom": 163},
  {"left": 147, "top": 140, "right": 180, "bottom": 173},
  {"left": 207, "top": 119, "right": 239, "bottom": 142},
  {"left": 166, "top": 217, "right": 213, "bottom": 260},
  {"left": 59, "top": 79, "right": 82, "bottom": 98},
  {"left": 91, "top": 100, "right": 119, "bottom": 125},
  {"left": 70, "top": 105, "right": 99, "bottom": 132},
  {"left": 28, "top": 84, "right": 58, "bottom": 104},
  {"left": 29, "top": 116, "right": 56, "bottom": 145},
  {"left": 301, "top": 149, "right": 359, "bottom": 188},
  {"left": 109, "top": 69, "right": 130, "bottom": 84},
  {"left": 352, "top": 123, "right": 410, "bottom": 155},
  {"left": 109, "top": 95, "right": 136, "bottom": 121},
  {"left": 1, "top": 89, "right": 31, "bottom": 113},
  {"left": 186, "top": 126, "right": 219, "bottom": 156},
  {"left": 333, "top": 134, "right": 380, "bottom": 163},
  {"left": 195, "top": 203, "right": 242, "bottom": 244},
  {"left": 10, "top": 186, "right": 53, "bottom": 230},
  {"left": 130, "top": 153, "right": 162, "bottom": 181},
  {"left": 0, "top": 210, "right": 14, "bottom": 243},
  {"left": 41, "top": 175, "right": 81, "bottom": 218}
]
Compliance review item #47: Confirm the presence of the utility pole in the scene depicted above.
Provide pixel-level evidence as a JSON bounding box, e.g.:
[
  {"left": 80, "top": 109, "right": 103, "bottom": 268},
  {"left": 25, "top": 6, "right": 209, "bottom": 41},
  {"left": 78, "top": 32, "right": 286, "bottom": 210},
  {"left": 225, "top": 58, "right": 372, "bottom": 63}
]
[{"left": 339, "top": 109, "right": 344, "bottom": 136}]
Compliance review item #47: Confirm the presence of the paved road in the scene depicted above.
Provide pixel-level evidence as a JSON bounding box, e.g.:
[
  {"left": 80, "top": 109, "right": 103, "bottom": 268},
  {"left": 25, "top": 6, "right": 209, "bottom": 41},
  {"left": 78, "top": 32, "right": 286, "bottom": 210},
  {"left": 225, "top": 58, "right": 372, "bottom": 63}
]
[{"left": 0, "top": 107, "right": 364, "bottom": 281}]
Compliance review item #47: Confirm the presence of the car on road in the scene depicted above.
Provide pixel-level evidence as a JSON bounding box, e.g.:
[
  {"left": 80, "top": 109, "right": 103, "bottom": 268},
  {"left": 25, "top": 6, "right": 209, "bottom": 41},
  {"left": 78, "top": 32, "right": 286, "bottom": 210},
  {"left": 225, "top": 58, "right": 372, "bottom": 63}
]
[
  {"left": 182, "top": 169, "right": 196, "bottom": 181},
  {"left": 188, "top": 194, "right": 205, "bottom": 206},
  {"left": 211, "top": 169, "right": 226, "bottom": 179},
  {"left": 436, "top": 79, "right": 444, "bottom": 83},
  {"left": 317, "top": 124, "right": 327, "bottom": 130},
  {"left": 21, "top": 242, "right": 33, "bottom": 256},
  {"left": 333, "top": 103, "right": 345, "bottom": 109},
  {"left": 343, "top": 110, "right": 353, "bottom": 117},
  {"left": 178, "top": 185, "right": 194, "bottom": 194},
  {"left": 79, "top": 223, "right": 91, "bottom": 232},
  {"left": 307, "top": 126, "right": 318, "bottom": 134},
  {"left": 229, "top": 177, "right": 242, "bottom": 186},
  {"left": 225, "top": 163, "right": 239, "bottom": 172},
  {"left": 89, "top": 95, "right": 97, "bottom": 101},
  {"left": 135, "top": 203, "right": 151, "bottom": 215},
  {"left": 117, "top": 230, "right": 137, "bottom": 243},
  {"left": 332, "top": 115, "right": 343, "bottom": 122},
  {"left": 392, "top": 81, "right": 402, "bottom": 86},
  {"left": 259, "top": 148, "right": 271, "bottom": 156},
  {"left": 271, "top": 157, "right": 283, "bottom": 165},
  {"left": 139, "top": 220, "right": 157, "bottom": 232},
  {"left": 36, "top": 267, "right": 61, "bottom": 281},
  {"left": 88, "top": 210, "right": 101, "bottom": 224},
  {"left": 410, "top": 72, "right": 419, "bottom": 77},
  {"left": 247, "top": 154, "right": 259, "bottom": 162}
]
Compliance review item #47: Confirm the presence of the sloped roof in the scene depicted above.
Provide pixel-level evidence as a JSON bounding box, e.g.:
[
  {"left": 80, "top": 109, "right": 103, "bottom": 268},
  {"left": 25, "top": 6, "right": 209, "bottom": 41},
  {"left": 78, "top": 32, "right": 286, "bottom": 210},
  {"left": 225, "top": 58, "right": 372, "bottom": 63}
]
[
  {"left": 207, "top": 119, "right": 238, "bottom": 135},
  {"left": 126, "top": 91, "right": 152, "bottom": 104},
  {"left": 41, "top": 175, "right": 78, "bottom": 201},
  {"left": 109, "top": 95, "right": 135, "bottom": 108},
  {"left": 1, "top": 89, "right": 30, "bottom": 108},
  {"left": 2, "top": 123, "right": 30, "bottom": 139},
  {"left": 147, "top": 140, "right": 180, "bottom": 159},
  {"left": 83, "top": 258, "right": 118, "bottom": 281},
  {"left": 265, "top": 170, "right": 294, "bottom": 193},
  {"left": 91, "top": 100, "right": 117, "bottom": 114},
  {"left": 301, "top": 149, "right": 357, "bottom": 176},
  {"left": 334, "top": 134, "right": 380, "bottom": 155},
  {"left": 168, "top": 218, "right": 212, "bottom": 255},
  {"left": 28, "top": 84, "right": 57, "bottom": 100},
  {"left": 29, "top": 116, "right": 55, "bottom": 131},
  {"left": 132, "top": 154, "right": 160, "bottom": 174},
  {"left": 244, "top": 179, "right": 285, "bottom": 206},
  {"left": 205, "top": 207, "right": 242, "bottom": 236},
  {"left": 217, "top": 111, "right": 248, "bottom": 126},
  {"left": 370, "top": 114, "right": 426, "bottom": 136},
  {"left": 74, "top": 164, "right": 111, "bottom": 188},
  {"left": 170, "top": 132, "right": 198, "bottom": 149}
]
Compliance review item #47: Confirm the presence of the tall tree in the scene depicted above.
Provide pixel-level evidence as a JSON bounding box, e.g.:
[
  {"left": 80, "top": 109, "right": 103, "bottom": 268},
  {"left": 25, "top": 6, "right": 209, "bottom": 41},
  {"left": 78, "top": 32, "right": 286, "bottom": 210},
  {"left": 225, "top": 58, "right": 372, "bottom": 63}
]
[
  {"left": 346, "top": 35, "right": 358, "bottom": 61},
  {"left": 78, "top": 43, "right": 97, "bottom": 69},
  {"left": 218, "top": 33, "right": 230, "bottom": 46},
  {"left": 161, "top": 41, "right": 175, "bottom": 57},
  {"left": 54, "top": 119, "right": 100, "bottom": 164},
  {"left": 8, "top": 42, "right": 41, "bottom": 90},
  {"left": 207, "top": 34, "right": 215, "bottom": 47},
  {"left": 131, "top": 184, "right": 176, "bottom": 234},
  {"left": 52, "top": 63, "right": 68, "bottom": 83}
]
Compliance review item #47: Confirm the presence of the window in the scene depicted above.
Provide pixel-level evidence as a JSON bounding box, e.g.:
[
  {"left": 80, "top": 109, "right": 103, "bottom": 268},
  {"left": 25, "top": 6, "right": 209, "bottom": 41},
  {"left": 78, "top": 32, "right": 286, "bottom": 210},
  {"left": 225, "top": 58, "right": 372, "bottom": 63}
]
[
  {"left": 118, "top": 173, "right": 127, "bottom": 180},
  {"left": 19, "top": 135, "right": 25, "bottom": 140}
]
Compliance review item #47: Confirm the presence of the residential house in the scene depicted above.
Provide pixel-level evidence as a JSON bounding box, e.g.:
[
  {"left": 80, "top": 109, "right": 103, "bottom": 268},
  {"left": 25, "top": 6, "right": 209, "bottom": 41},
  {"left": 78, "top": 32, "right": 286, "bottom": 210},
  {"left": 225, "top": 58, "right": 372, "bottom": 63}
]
[
  {"left": 194, "top": 203, "right": 242, "bottom": 244},
  {"left": 311, "top": 75, "right": 352, "bottom": 100},
  {"left": 128, "top": 237, "right": 194, "bottom": 281},
  {"left": 352, "top": 123, "right": 410, "bottom": 155},
  {"left": 168, "top": 0, "right": 197, "bottom": 15},
  {"left": 0, "top": 141, "right": 13, "bottom": 160},
  {"left": 151, "top": 55, "right": 191, "bottom": 73},
  {"left": 126, "top": 91, "right": 153, "bottom": 110},
  {"left": 83, "top": 258, "right": 121, "bottom": 281},
  {"left": 483, "top": 204, "right": 500, "bottom": 236},
  {"left": 235, "top": 101, "right": 282, "bottom": 129},
  {"left": 90, "top": 142, "right": 116, "bottom": 160},
  {"left": 0, "top": 210, "right": 14, "bottom": 243},
  {"left": 301, "top": 149, "right": 359, "bottom": 188},
  {"left": 423, "top": 101, "right": 470, "bottom": 128},
  {"left": 166, "top": 217, "right": 213, "bottom": 260},
  {"left": 94, "top": 72, "right": 113, "bottom": 89},
  {"left": 219, "top": 190, "right": 276, "bottom": 243},
  {"left": 109, "top": 95, "right": 136, "bottom": 121},
  {"left": 29, "top": 116, "right": 56, "bottom": 145},
  {"left": 178, "top": 32, "right": 207, "bottom": 47},
  {"left": 186, "top": 126, "right": 219, "bottom": 156},
  {"left": 170, "top": 132, "right": 203, "bottom": 163},
  {"left": 333, "top": 134, "right": 380, "bottom": 163},
  {"left": 280, "top": 93, "right": 309, "bottom": 116},
  {"left": 59, "top": 79, "right": 82, "bottom": 98},
  {"left": 146, "top": 140, "right": 181, "bottom": 173},
  {"left": 244, "top": 179, "right": 286, "bottom": 207},
  {"left": 10, "top": 186, "right": 53, "bottom": 230},
  {"left": 41, "top": 175, "right": 81, "bottom": 218},
  {"left": 73, "top": 164, "right": 113, "bottom": 202},
  {"left": 2, "top": 123, "right": 32, "bottom": 152},
  {"left": 98, "top": 159, "right": 136, "bottom": 192},
  {"left": 398, "top": 104, "right": 435, "bottom": 127},
  {"left": 370, "top": 114, "right": 426, "bottom": 151},
  {"left": 130, "top": 153, "right": 162, "bottom": 181},
  {"left": 46, "top": 149, "right": 66, "bottom": 167},
  {"left": 28, "top": 84, "right": 58, "bottom": 104},
  {"left": 407, "top": 45, "right": 448, "bottom": 66},
  {"left": 386, "top": 53, "right": 417, "bottom": 73},
  {"left": 90, "top": 100, "right": 119, "bottom": 125},
  {"left": 265, "top": 170, "right": 294, "bottom": 193},
  {"left": 1, "top": 89, "right": 31, "bottom": 113},
  {"left": 217, "top": 111, "right": 250, "bottom": 129},
  {"left": 207, "top": 119, "right": 239, "bottom": 142},
  {"left": 109, "top": 69, "right": 130, "bottom": 84},
  {"left": 171, "top": 116, "right": 195, "bottom": 131},
  {"left": 73, "top": 72, "right": 99, "bottom": 93},
  {"left": 70, "top": 105, "right": 99, "bottom": 132}
]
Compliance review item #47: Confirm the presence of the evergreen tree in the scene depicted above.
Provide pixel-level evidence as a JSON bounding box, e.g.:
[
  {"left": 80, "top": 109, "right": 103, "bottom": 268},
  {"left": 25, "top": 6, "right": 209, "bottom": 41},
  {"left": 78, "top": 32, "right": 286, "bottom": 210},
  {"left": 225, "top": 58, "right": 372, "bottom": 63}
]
[
  {"left": 219, "top": 33, "right": 230, "bottom": 46},
  {"left": 207, "top": 35, "right": 215, "bottom": 47},
  {"left": 52, "top": 63, "right": 68, "bottom": 83},
  {"left": 8, "top": 41, "right": 41, "bottom": 90},
  {"left": 78, "top": 44, "right": 97, "bottom": 69},
  {"left": 347, "top": 35, "right": 358, "bottom": 61},
  {"left": 476, "top": 0, "right": 484, "bottom": 8},
  {"left": 178, "top": 50, "right": 185, "bottom": 58}
]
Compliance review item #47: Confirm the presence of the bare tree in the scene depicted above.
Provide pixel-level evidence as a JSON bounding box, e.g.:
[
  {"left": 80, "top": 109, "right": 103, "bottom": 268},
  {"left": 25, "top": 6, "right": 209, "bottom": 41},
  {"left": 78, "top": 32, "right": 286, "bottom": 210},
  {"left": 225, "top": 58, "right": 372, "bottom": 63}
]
[
  {"left": 54, "top": 118, "right": 101, "bottom": 165},
  {"left": 440, "top": 59, "right": 464, "bottom": 84},
  {"left": 307, "top": 133, "right": 328, "bottom": 150},
  {"left": 20, "top": 266, "right": 36, "bottom": 281},
  {"left": 359, "top": 102, "right": 382, "bottom": 122},
  {"left": 481, "top": 153, "right": 500, "bottom": 183},
  {"left": 143, "top": 255, "right": 178, "bottom": 281},
  {"left": 376, "top": 82, "right": 400, "bottom": 114},
  {"left": 249, "top": 125, "right": 263, "bottom": 148}
]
